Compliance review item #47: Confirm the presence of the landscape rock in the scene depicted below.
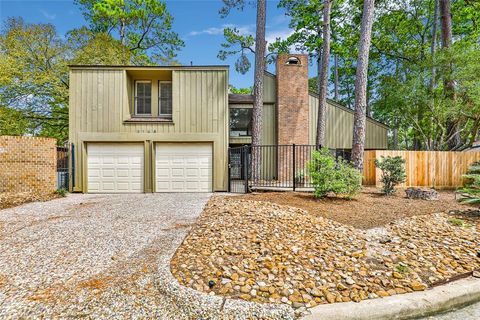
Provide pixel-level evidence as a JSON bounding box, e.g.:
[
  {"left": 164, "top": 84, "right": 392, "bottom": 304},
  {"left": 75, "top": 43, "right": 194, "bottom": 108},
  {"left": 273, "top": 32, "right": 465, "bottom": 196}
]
[
  {"left": 405, "top": 187, "right": 439, "bottom": 200},
  {"left": 171, "top": 197, "right": 480, "bottom": 309}
]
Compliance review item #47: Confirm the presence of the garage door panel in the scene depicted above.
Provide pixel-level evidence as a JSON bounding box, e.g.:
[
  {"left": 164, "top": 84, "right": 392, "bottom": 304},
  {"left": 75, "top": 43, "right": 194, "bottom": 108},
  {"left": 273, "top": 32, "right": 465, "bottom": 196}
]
[
  {"left": 155, "top": 143, "right": 212, "bottom": 192},
  {"left": 88, "top": 143, "right": 143, "bottom": 193}
]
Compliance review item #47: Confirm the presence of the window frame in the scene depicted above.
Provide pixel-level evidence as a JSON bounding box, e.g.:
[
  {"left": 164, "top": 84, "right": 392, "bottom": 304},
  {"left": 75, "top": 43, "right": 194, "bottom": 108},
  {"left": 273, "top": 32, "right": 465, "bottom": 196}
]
[
  {"left": 134, "top": 80, "right": 152, "bottom": 116},
  {"left": 229, "top": 106, "right": 253, "bottom": 137},
  {"left": 158, "top": 80, "right": 173, "bottom": 118}
]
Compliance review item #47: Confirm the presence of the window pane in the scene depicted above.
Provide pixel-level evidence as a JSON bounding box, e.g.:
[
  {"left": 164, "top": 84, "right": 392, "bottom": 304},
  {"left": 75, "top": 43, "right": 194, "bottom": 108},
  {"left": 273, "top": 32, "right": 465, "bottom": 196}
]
[
  {"left": 159, "top": 82, "right": 172, "bottom": 116},
  {"left": 144, "top": 97, "right": 151, "bottom": 114},
  {"left": 229, "top": 108, "right": 253, "bottom": 137},
  {"left": 135, "top": 82, "right": 151, "bottom": 115},
  {"left": 144, "top": 83, "right": 151, "bottom": 95},
  {"left": 137, "top": 97, "right": 144, "bottom": 114}
]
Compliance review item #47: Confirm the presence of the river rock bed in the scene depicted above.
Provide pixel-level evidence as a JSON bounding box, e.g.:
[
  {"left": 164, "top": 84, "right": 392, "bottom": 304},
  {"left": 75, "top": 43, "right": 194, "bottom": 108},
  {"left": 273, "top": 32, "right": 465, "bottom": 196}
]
[{"left": 171, "top": 198, "right": 479, "bottom": 310}]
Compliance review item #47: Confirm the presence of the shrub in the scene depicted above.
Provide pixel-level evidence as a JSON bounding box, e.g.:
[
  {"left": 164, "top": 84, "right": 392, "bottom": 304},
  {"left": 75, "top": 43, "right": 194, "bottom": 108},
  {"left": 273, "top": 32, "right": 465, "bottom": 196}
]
[
  {"left": 458, "top": 161, "right": 480, "bottom": 205},
  {"left": 374, "top": 156, "right": 406, "bottom": 195},
  {"left": 307, "top": 148, "right": 361, "bottom": 198},
  {"left": 55, "top": 188, "right": 68, "bottom": 197}
]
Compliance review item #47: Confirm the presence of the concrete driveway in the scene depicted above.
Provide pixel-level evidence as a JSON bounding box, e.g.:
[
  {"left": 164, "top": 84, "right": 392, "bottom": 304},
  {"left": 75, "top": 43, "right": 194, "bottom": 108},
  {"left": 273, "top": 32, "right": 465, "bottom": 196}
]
[{"left": 0, "top": 193, "right": 211, "bottom": 319}]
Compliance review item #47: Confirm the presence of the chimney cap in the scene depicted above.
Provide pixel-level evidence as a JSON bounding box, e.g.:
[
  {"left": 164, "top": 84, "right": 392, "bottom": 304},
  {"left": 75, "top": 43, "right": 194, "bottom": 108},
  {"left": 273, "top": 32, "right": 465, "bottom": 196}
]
[{"left": 285, "top": 56, "right": 301, "bottom": 65}]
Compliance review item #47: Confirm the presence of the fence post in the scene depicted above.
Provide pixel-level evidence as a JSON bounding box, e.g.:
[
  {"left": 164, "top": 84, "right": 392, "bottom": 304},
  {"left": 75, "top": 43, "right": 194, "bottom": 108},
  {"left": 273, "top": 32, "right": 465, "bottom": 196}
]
[
  {"left": 227, "top": 147, "right": 231, "bottom": 193},
  {"left": 71, "top": 143, "right": 75, "bottom": 191},
  {"left": 243, "top": 145, "right": 249, "bottom": 193},
  {"left": 292, "top": 144, "right": 296, "bottom": 191}
]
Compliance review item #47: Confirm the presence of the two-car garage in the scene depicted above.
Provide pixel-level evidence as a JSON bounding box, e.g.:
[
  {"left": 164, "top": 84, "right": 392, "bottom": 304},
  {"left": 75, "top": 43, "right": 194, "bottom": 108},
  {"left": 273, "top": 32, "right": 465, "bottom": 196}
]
[{"left": 87, "top": 143, "right": 213, "bottom": 193}]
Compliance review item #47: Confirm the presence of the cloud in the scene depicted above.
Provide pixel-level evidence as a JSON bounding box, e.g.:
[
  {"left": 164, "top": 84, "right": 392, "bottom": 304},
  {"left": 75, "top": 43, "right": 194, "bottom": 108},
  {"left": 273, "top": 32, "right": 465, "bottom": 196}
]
[
  {"left": 40, "top": 9, "right": 56, "bottom": 20},
  {"left": 188, "top": 24, "right": 254, "bottom": 37},
  {"left": 265, "top": 28, "right": 294, "bottom": 45}
]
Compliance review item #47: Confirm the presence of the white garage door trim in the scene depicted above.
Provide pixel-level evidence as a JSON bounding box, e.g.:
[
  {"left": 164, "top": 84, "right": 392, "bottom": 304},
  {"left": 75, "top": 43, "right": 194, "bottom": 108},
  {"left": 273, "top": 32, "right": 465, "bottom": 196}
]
[
  {"left": 155, "top": 143, "right": 212, "bottom": 192},
  {"left": 87, "top": 143, "right": 144, "bottom": 193}
]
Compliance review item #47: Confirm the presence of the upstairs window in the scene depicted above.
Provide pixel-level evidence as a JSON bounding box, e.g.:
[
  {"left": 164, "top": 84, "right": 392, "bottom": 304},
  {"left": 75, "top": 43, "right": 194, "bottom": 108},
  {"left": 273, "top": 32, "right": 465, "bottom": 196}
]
[
  {"left": 135, "top": 81, "right": 152, "bottom": 115},
  {"left": 159, "top": 81, "right": 172, "bottom": 118},
  {"left": 230, "top": 108, "right": 253, "bottom": 137}
]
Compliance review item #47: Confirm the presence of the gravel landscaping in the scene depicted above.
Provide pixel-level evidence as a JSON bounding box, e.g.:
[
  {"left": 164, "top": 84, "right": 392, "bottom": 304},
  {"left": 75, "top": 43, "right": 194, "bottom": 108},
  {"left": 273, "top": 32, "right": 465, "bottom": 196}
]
[
  {"left": 171, "top": 196, "right": 480, "bottom": 312},
  {"left": 0, "top": 193, "right": 211, "bottom": 319}
]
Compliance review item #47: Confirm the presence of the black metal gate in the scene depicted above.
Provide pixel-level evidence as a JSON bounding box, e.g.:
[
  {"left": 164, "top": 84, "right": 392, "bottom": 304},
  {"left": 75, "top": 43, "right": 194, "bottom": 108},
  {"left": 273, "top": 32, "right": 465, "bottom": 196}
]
[
  {"left": 228, "top": 146, "right": 250, "bottom": 193},
  {"left": 56, "top": 143, "right": 70, "bottom": 190}
]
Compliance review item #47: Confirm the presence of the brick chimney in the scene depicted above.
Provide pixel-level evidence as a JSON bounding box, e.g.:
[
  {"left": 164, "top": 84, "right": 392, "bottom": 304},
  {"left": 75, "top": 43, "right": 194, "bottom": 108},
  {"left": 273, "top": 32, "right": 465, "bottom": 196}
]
[{"left": 276, "top": 54, "right": 309, "bottom": 145}]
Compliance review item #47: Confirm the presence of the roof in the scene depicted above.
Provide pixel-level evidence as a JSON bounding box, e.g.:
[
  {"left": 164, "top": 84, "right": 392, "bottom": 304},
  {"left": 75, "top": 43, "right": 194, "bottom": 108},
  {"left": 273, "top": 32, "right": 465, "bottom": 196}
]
[
  {"left": 228, "top": 94, "right": 254, "bottom": 104},
  {"left": 68, "top": 65, "right": 229, "bottom": 71}
]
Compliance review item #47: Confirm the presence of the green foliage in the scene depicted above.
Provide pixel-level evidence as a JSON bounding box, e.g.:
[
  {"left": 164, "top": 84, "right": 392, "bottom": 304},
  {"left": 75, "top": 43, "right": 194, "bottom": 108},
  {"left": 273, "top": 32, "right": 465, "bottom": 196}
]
[
  {"left": 55, "top": 188, "right": 68, "bottom": 197},
  {"left": 395, "top": 264, "right": 409, "bottom": 273},
  {"left": 374, "top": 156, "right": 406, "bottom": 195},
  {"left": 458, "top": 161, "right": 480, "bottom": 205},
  {"left": 0, "top": 18, "right": 69, "bottom": 143},
  {"left": 229, "top": 85, "right": 253, "bottom": 94},
  {"left": 75, "top": 0, "right": 184, "bottom": 64},
  {"left": 217, "top": 27, "right": 255, "bottom": 74},
  {"left": 447, "top": 217, "right": 471, "bottom": 228},
  {"left": 0, "top": 106, "right": 30, "bottom": 135},
  {"left": 307, "top": 148, "right": 361, "bottom": 198}
]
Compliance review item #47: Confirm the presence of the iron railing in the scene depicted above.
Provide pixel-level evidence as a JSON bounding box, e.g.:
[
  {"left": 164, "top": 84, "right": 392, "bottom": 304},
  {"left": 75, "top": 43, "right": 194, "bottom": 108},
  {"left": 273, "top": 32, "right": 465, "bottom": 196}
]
[
  {"left": 228, "top": 144, "right": 351, "bottom": 193},
  {"left": 56, "top": 142, "right": 70, "bottom": 190}
]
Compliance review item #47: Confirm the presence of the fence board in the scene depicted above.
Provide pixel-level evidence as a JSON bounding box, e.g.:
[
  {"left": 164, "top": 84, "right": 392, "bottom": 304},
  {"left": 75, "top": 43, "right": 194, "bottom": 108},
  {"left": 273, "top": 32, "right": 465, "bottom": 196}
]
[{"left": 363, "top": 150, "right": 480, "bottom": 189}]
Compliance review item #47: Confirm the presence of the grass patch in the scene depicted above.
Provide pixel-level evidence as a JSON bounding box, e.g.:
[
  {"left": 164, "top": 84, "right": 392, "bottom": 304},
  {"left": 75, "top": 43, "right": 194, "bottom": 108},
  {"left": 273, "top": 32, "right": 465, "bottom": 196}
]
[
  {"left": 55, "top": 189, "right": 68, "bottom": 197},
  {"left": 395, "top": 264, "right": 409, "bottom": 273},
  {"left": 447, "top": 217, "right": 472, "bottom": 228}
]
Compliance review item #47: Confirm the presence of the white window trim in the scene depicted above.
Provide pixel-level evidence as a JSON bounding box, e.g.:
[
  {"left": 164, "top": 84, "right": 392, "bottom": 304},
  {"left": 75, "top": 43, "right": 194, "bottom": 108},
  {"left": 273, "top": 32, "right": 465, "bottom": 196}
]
[
  {"left": 158, "top": 80, "right": 173, "bottom": 118},
  {"left": 134, "top": 80, "right": 152, "bottom": 116}
]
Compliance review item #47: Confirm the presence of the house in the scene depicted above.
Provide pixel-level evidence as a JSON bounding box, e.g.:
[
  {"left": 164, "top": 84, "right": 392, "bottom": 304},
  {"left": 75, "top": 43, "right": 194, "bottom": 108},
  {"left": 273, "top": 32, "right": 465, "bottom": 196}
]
[{"left": 68, "top": 54, "right": 387, "bottom": 193}]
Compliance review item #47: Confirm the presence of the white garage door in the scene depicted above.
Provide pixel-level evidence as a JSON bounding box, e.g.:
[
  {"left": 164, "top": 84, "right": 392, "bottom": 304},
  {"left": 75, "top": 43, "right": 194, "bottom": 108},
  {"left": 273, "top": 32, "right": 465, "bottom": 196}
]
[
  {"left": 88, "top": 143, "right": 143, "bottom": 193},
  {"left": 156, "top": 143, "right": 212, "bottom": 192}
]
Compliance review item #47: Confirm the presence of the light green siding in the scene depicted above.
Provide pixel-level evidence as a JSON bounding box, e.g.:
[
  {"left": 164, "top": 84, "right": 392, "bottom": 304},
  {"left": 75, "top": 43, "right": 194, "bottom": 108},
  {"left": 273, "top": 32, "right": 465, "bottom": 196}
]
[
  {"left": 308, "top": 95, "right": 388, "bottom": 149},
  {"left": 69, "top": 66, "right": 229, "bottom": 192},
  {"left": 259, "top": 71, "right": 388, "bottom": 149}
]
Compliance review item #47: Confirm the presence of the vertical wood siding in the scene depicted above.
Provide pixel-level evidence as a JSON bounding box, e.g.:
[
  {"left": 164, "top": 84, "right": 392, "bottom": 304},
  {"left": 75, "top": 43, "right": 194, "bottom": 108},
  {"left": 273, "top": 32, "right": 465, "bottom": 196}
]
[
  {"left": 363, "top": 150, "right": 480, "bottom": 188},
  {"left": 308, "top": 95, "right": 388, "bottom": 149},
  {"left": 69, "top": 68, "right": 228, "bottom": 192}
]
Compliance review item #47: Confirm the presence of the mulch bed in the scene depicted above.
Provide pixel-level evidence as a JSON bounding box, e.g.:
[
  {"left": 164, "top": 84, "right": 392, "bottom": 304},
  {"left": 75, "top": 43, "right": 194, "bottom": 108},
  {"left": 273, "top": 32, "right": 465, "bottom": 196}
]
[{"left": 228, "top": 187, "right": 475, "bottom": 229}]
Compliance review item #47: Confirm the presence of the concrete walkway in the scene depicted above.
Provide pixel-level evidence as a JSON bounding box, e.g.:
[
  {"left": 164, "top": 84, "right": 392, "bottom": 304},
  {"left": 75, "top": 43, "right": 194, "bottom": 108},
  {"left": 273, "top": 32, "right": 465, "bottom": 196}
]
[{"left": 0, "top": 193, "right": 211, "bottom": 319}]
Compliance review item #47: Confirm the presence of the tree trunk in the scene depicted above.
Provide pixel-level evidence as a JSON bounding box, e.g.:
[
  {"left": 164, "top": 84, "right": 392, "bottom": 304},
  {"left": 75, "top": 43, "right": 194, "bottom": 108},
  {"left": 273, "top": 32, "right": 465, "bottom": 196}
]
[
  {"left": 351, "top": 0, "right": 375, "bottom": 171},
  {"left": 439, "top": 0, "right": 460, "bottom": 149},
  {"left": 430, "top": 0, "right": 439, "bottom": 91},
  {"left": 120, "top": 19, "right": 126, "bottom": 45},
  {"left": 316, "top": 0, "right": 332, "bottom": 147},
  {"left": 334, "top": 53, "right": 339, "bottom": 101},
  {"left": 251, "top": 0, "right": 266, "bottom": 179}
]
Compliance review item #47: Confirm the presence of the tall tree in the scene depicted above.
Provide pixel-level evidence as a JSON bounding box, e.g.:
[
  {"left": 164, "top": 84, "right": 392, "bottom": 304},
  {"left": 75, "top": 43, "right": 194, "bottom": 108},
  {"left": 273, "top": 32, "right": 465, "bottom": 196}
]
[
  {"left": 439, "top": 0, "right": 460, "bottom": 149},
  {"left": 252, "top": 0, "right": 267, "bottom": 153},
  {"left": 316, "top": 0, "right": 332, "bottom": 147},
  {"left": 351, "top": 0, "right": 375, "bottom": 170},
  {"left": 75, "top": 0, "right": 184, "bottom": 64},
  {"left": 218, "top": 0, "right": 267, "bottom": 179}
]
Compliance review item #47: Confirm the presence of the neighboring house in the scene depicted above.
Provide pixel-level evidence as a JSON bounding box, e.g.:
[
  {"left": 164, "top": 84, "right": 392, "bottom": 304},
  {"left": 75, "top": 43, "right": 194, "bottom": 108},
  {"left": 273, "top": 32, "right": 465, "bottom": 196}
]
[{"left": 69, "top": 54, "right": 387, "bottom": 194}]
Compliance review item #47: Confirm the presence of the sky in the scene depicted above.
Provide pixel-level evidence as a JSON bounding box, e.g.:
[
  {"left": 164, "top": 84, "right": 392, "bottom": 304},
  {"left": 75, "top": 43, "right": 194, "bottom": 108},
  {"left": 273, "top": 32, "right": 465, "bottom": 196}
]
[{"left": 0, "top": 0, "right": 317, "bottom": 88}]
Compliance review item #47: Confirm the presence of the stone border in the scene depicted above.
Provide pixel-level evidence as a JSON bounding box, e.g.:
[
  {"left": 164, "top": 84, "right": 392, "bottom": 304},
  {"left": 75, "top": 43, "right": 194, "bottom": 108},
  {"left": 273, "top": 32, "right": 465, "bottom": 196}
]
[
  {"left": 155, "top": 254, "right": 295, "bottom": 320},
  {"left": 303, "top": 277, "right": 480, "bottom": 320}
]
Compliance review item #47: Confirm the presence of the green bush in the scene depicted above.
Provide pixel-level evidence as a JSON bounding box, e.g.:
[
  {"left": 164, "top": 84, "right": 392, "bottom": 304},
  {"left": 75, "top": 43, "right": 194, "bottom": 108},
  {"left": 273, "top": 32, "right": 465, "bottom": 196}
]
[
  {"left": 55, "top": 188, "right": 68, "bottom": 197},
  {"left": 307, "top": 148, "right": 361, "bottom": 198},
  {"left": 458, "top": 161, "right": 480, "bottom": 205},
  {"left": 374, "top": 156, "right": 406, "bottom": 195}
]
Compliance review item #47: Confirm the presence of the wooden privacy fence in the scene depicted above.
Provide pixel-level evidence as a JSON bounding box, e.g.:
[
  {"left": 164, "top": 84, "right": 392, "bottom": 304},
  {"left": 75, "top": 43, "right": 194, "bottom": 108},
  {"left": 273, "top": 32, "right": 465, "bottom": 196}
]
[{"left": 363, "top": 150, "right": 480, "bottom": 189}]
